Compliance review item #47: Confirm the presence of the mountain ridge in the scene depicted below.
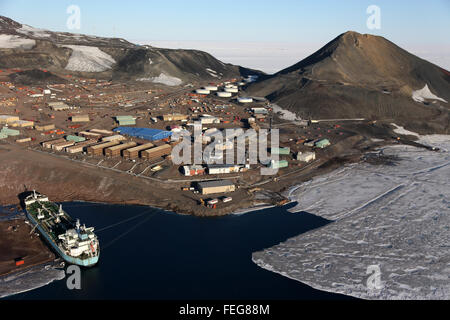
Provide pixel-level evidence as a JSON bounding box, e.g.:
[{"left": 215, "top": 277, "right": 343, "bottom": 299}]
[{"left": 0, "top": 15, "right": 263, "bottom": 83}]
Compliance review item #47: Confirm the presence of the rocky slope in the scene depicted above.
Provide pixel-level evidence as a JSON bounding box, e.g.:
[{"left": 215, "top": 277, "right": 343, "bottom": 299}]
[
  {"left": 246, "top": 31, "right": 450, "bottom": 134},
  {"left": 0, "top": 16, "right": 262, "bottom": 84}
]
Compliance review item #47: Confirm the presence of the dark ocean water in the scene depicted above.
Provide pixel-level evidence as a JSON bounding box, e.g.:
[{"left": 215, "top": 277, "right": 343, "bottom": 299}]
[{"left": 8, "top": 202, "right": 350, "bottom": 300}]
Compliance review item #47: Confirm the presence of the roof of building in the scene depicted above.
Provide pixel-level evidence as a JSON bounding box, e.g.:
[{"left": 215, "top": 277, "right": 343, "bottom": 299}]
[
  {"left": 113, "top": 127, "right": 172, "bottom": 141},
  {"left": 197, "top": 180, "right": 235, "bottom": 188}
]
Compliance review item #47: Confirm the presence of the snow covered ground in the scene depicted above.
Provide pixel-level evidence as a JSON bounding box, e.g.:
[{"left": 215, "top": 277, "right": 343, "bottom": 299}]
[
  {"left": 271, "top": 104, "right": 302, "bottom": 121},
  {"left": 137, "top": 73, "right": 182, "bottom": 86},
  {"left": 253, "top": 134, "right": 450, "bottom": 300},
  {"left": 412, "top": 84, "right": 447, "bottom": 103},
  {"left": 62, "top": 45, "right": 116, "bottom": 72},
  {"left": 391, "top": 123, "right": 419, "bottom": 137},
  {"left": 16, "top": 24, "right": 51, "bottom": 38},
  {"left": 0, "top": 34, "right": 35, "bottom": 49},
  {"left": 0, "top": 264, "right": 65, "bottom": 299}
]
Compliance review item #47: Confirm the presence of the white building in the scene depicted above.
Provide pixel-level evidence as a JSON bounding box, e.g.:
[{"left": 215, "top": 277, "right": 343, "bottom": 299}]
[{"left": 297, "top": 151, "right": 316, "bottom": 162}]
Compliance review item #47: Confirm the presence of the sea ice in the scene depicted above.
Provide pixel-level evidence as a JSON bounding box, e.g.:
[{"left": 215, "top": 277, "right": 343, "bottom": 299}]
[{"left": 253, "top": 135, "right": 450, "bottom": 300}]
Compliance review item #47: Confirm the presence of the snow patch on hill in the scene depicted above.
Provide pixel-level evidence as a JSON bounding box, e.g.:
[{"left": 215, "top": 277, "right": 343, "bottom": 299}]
[
  {"left": 391, "top": 123, "right": 419, "bottom": 137},
  {"left": 17, "top": 24, "right": 51, "bottom": 38},
  {"left": 412, "top": 84, "right": 447, "bottom": 103},
  {"left": 62, "top": 45, "right": 116, "bottom": 72},
  {"left": 0, "top": 34, "right": 35, "bottom": 49},
  {"left": 137, "top": 73, "right": 182, "bottom": 86}
]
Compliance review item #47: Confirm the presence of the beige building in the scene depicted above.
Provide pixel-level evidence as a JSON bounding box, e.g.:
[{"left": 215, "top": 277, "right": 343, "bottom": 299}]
[
  {"left": 197, "top": 180, "right": 235, "bottom": 195},
  {"left": 71, "top": 115, "right": 90, "bottom": 122}
]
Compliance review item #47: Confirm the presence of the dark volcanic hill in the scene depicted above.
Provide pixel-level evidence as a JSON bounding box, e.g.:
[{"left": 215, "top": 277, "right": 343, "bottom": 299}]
[
  {"left": 246, "top": 31, "right": 450, "bottom": 133},
  {"left": 0, "top": 16, "right": 262, "bottom": 83}
]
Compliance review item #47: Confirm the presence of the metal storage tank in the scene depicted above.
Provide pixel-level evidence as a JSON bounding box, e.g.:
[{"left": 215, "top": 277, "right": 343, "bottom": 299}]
[
  {"left": 237, "top": 97, "right": 253, "bottom": 103},
  {"left": 196, "top": 89, "right": 210, "bottom": 95},
  {"left": 224, "top": 87, "right": 238, "bottom": 93},
  {"left": 217, "top": 91, "right": 232, "bottom": 98}
]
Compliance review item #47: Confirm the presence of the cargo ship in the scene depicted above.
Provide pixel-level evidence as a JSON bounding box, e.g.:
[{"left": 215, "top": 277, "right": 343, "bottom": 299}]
[{"left": 24, "top": 191, "right": 99, "bottom": 267}]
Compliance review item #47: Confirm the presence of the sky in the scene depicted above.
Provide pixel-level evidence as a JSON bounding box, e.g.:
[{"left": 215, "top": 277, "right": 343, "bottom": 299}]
[{"left": 1, "top": 0, "right": 450, "bottom": 73}]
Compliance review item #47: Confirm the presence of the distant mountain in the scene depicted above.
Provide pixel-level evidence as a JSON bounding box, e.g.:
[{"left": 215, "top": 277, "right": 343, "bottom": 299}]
[
  {"left": 0, "top": 16, "right": 263, "bottom": 84},
  {"left": 246, "top": 31, "right": 450, "bottom": 133}
]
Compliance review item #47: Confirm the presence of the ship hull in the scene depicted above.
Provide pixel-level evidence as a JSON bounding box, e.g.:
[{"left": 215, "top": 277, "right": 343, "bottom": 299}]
[{"left": 26, "top": 211, "right": 99, "bottom": 267}]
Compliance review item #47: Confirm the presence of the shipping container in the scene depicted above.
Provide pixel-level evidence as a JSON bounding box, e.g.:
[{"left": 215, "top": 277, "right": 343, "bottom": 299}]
[
  {"left": 141, "top": 144, "right": 172, "bottom": 161},
  {"left": 65, "top": 140, "right": 98, "bottom": 154},
  {"left": 79, "top": 131, "right": 102, "bottom": 139},
  {"left": 87, "top": 141, "right": 120, "bottom": 156},
  {"left": 52, "top": 141, "right": 75, "bottom": 152},
  {"left": 123, "top": 143, "right": 155, "bottom": 160},
  {"left": 42, "top": 138, "right": 65, "bottom": 149},
  {"left": 105, "top": 141, "right": 137, "bottom": 157}
]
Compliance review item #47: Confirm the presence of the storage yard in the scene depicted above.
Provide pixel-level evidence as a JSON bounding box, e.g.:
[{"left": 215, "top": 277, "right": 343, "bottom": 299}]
[{"left": 0, "top": 68, "right": 408, "bottom": 215}]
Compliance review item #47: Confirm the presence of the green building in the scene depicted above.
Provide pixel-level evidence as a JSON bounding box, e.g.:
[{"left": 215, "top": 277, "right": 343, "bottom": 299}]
[
  {"left": 115, "top": 115, "right": 136, "bottom": 126},
  {"left": 270, "top": 147, "right": 291, "bottom": 155},
  {"left": 268, "top": 160, "right": 289, "bottom": 169},
  {"left": 66, "top": 135, "right": 86, "bottom": 143},
  {"left": 0, "top": 127, "right": 20, "bottom": 137},
  {"left": 315, "top": 139, "right": 331, "bottom": 149}
]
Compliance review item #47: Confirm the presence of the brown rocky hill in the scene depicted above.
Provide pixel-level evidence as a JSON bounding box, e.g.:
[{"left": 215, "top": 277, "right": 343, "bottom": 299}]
[
  {"left": 246, "top": 31, "right": 450, "bottom": 134},
  {"left": 0, "top": 16, "right": 263, "bottom": 83}
]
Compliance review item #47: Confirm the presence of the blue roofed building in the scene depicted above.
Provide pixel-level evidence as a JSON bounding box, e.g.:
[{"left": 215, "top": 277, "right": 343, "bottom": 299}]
[{"left": 113, "top": 127, "right": 172, "bottom": 141}]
